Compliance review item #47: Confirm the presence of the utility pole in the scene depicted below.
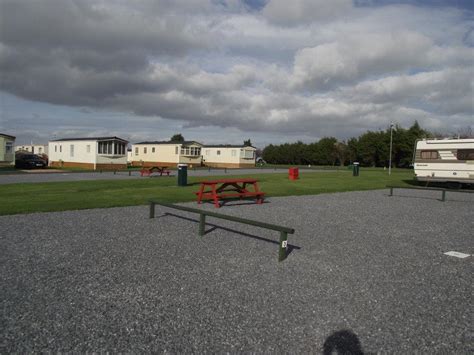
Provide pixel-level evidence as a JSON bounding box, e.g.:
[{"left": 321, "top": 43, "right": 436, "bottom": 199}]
[{"left": 389, "top": 122, "right": 394, "bottom": 176}]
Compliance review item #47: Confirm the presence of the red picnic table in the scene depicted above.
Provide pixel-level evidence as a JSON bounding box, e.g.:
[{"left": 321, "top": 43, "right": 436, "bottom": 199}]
[
  {"left": 195, "top": 178, "right": 265, "bottom": 208},
  {"left": 140, "top": 166, "right": 171, "bottom": 177}
]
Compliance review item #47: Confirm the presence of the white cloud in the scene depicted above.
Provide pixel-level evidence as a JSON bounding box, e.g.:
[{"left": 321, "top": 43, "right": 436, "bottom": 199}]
[
  {"left": 340, "top": 67, "right": 474, "bottom": 115},
  {"left": 0, "top": 0, "right": 472, "bottom": 144},
  {"left": 291, "top": 31, "right": 436, "bottom": 90},
  {"left": 262, "top": 0, "right": 353, "bottom": 26}
]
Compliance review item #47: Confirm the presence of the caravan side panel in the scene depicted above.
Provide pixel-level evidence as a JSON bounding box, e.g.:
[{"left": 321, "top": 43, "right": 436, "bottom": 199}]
[{"left": 414, "top": 139, "right": 474, "bottom": 183}]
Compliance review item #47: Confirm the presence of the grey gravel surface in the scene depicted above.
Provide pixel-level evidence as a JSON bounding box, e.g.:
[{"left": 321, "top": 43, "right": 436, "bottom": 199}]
[
  {"left": 1, "top": 190, "right": 472, "bottom": 353},
  {"left": 0, "top": 168, "right": 333, "bottom": 185}
]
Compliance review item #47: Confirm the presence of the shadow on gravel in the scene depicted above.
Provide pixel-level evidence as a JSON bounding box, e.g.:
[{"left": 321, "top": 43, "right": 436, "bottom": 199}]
[
  {"left": 388, "top": 194, "right": 444, "bottom": 202},
  {"left": 158, "top": 212, "right": 301, "bottom": 256},
  {"left": 323, "top": 329, "right": 364, "bottom": 355},
  {"left": 402, "top": 179, "right": 474, "bottom": 190},
  {"left": 390, "top": 194, "right": 473, "bottom": 203},
  {"left": 218, "top": 200, "right": 271, "bottom": 207},
  {"left": 190, "top": 199, "right": 271, "bottom": 208}
]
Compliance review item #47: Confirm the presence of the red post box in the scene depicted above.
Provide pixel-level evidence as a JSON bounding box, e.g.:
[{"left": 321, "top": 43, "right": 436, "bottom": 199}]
[{"left": 289, "top": 167, "right": 299, "bottom": 180}]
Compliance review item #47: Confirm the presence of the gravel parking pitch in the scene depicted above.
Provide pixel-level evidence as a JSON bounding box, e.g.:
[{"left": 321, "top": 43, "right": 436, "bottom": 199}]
[{"left": 1, "top": 189, "right": 472, "bottom": 353}]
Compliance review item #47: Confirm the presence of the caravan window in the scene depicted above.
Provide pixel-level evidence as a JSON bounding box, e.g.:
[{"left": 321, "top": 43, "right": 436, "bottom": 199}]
[
  {"left": 457, "top": 149, "right": 474, "bottom": 160},
  {"left": 420, "top": 151, "right": 438, "bottom": 159}
]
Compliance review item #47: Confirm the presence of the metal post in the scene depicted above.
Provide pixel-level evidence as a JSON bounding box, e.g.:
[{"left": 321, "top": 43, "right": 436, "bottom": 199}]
[
  {"left": 224, "top": 168, "right": 227, "bottom": 173},
  {"left": 149, "top": 202, "right": 155, "bottom": 219},
  {"left": 441, "top": 190, "right": 446, "bottom": 202},
  {"left": 129, "top": 170, "right": 131, "bottom": 176},
  {"left": 199, "top": 214, "right": 206, "bottom": 236},
  {"left": 279, "top": 231, "right": 288, "bottom": 262},
  {"left": 389, "top": 122, "right": 394, "bottom": 176},
  {"left": 389, "top": 187, "right": 393, "bottom": 196},
  {"left": 114, "top": 170, "right": 116, "bottom": 175}
]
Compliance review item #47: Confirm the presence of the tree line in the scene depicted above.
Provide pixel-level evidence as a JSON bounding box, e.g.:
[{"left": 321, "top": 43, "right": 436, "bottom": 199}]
[{"left": 262, "top": 121, "right": 433, "bottom": 168}]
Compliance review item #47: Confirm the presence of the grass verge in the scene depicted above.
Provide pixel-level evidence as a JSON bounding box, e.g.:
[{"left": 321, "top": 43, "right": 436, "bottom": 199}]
[{"left": 0, "top": 169, "right": 414, "bottom": 215}]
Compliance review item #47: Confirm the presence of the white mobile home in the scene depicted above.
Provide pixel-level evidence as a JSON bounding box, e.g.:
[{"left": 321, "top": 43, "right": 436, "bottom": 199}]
[
  {"left": 15, "top": 144, "right": 49, "bottom": 156},
  {"left": 48, "top": 137, "right": 128, "bottom": 170},
  {"left": 414, "top": 138, "right": 474, "bottom": 184},
  {"left": 0, "top": 133, "right": 15, "bottom": 166},
  {"left": 130, "top": 141, "right": 203, "bottom": 167},
  {"left": 202, "top": 145, "right": 256, "bottom": 168}
]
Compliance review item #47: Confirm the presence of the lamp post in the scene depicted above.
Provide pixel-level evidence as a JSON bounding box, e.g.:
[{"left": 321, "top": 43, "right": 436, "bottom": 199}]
[{"left": 389, "top": 122, "right": 394, "bottom": 176}]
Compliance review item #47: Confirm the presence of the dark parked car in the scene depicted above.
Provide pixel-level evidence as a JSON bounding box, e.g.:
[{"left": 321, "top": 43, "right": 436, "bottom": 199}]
[{"left": 15, "top": 154, "right": 47, "bottom": 169}]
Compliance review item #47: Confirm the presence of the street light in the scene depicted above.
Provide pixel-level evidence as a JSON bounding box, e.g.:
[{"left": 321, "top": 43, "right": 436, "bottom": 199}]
[{"left": 389, "top": 122, "right": 394, "bottom": 176}]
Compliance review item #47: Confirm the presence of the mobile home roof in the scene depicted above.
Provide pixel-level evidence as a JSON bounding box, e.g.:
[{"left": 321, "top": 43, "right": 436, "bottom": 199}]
[
  {"left": 51, "top": 136, "right": 128, "bottom": 143},
  {"left": 134, "top": 141, "right": 202, "bottom": 145},
  {"left": 0, "top": 133, "right": 16, "bottom": 140}
]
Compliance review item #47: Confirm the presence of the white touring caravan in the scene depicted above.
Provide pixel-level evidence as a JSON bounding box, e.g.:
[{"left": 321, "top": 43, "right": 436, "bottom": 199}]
[{"left": 413, "top": 138, "right": 474, "bottom": 186}]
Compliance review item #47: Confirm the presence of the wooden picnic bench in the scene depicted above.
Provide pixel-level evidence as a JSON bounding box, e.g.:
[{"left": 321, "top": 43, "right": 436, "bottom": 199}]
[
  {"left": 140, "top": 166, "right": 171, "bottom": 177},
  {"left": 195, "top": 178, "right": 265, "bottom": 208}
]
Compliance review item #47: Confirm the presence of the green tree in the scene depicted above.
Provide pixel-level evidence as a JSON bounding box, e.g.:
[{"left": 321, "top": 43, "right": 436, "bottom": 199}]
[
  {"left": 262, "top": 121, "right": 433, "bottom": 167},
  {"left": 262, "top": 144, "right": 277, "bottom": 163},
  {"left": 314, "top": 137, "right": 338, "bottom": 165},
  {"left": 347, "top": 137, "right": 359, "bottom": 163},
  {"left": 357, "top": 131, "right": 388, "bottom": 167},
  {"left": 333, "top": 141, "right": 349, "bottom": 166},
  {"left": 243, "top": 139, "right": 253, "bottom": 147},
  {"left": 170, "top": 134, "right": 184, "bottom": 142}
]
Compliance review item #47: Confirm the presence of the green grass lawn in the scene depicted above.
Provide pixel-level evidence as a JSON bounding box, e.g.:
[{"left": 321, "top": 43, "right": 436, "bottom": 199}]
[{"left": 0, "top": 169, "right": 414, "bottom": 215}]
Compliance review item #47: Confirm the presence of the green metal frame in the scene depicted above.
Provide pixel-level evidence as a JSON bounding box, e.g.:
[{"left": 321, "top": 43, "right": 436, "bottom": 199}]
[
  {"left": 387, "top": 185, "right": 473, "bottom": 202},
  {"left": 149, "top": 201, "right": 295, "bottom": 262}
]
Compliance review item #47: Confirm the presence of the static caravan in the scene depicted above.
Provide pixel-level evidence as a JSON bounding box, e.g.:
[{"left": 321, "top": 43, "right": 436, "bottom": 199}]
[
  {"left": 202, "top": 145, "right": 256, "bottom": 168},
  {"left": 15, "top": 144, "right": 49, "bottom": 155},
  {"left": 48, "top": 137, "right": 128, "bottom": 170},
  {"left": 0, "top": 133, "right": 16, "bottom": 166},
  {"left": 413, "top": 138, "right": 474, "bottom": 185},
  {"left": 130, "top": 141, "right": 203, "bottom": 167}
]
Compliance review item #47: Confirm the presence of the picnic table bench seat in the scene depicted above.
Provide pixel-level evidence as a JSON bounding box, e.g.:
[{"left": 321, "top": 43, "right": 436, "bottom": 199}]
[
  {"left": 140, "top": 166, "right": 171, "bottom": 177},
  {"left": 195, "top": 178, "right": 265, "bottom": 208}
]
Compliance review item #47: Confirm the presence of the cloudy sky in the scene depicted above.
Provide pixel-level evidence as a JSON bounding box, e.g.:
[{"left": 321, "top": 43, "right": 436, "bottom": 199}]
[{"left": 0, "top": 0, "right": 473, "bottom": 146}]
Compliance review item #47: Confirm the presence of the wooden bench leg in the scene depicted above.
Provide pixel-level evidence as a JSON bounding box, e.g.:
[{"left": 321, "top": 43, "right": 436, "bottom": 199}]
[
  {"left": 253, "top": 182, "right": 263, "bottom": 204},
  {"left": 212, "top": 184, "right": 220, "bottom": 208},
  {"left": 197, "top": 184, "right": 205, "bottom": 204}
]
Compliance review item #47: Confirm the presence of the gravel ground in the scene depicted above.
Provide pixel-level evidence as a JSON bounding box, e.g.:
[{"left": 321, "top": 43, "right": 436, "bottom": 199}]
[
  {"left": 1, "top": 189, "right": 472, "bottom": 353},
  {"left": 0, "top": 168, "right": 333, "bottom": 185}
]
